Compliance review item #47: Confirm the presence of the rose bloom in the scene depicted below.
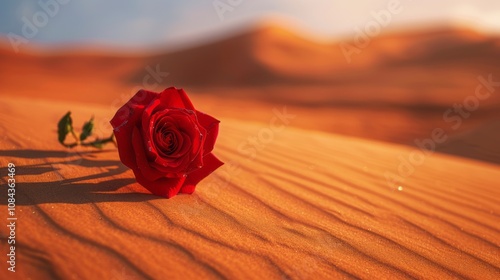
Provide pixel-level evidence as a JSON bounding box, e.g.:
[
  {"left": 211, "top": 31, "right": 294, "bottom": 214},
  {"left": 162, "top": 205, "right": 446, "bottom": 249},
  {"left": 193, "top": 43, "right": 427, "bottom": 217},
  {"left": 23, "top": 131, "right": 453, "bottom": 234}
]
[{"left": 110, "top": 87, "right": 223, "bottom": 198}]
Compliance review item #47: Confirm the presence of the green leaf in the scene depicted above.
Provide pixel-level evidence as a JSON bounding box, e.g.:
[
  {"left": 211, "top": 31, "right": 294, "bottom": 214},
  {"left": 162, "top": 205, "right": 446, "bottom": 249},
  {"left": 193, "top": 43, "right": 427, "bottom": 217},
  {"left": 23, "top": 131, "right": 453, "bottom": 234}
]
[
  {"left": 80, "top": 116, "right": 94, "bottom": 141},
  {"left": 57, "top": 111, "right": 73, "bottom": 145}
]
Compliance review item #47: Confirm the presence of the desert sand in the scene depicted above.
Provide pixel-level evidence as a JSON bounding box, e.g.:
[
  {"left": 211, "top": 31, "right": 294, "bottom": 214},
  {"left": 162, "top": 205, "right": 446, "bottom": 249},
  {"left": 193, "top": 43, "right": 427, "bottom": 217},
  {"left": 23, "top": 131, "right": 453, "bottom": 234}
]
[
  {"left": 1, "top": 25, "right": 499, "bottom": 147},
  {"left": 0, "top": 94, "right": 499, "bottom": 279},
  {"left": 0, "top": 25, "right": 500, "bottom": 279}
]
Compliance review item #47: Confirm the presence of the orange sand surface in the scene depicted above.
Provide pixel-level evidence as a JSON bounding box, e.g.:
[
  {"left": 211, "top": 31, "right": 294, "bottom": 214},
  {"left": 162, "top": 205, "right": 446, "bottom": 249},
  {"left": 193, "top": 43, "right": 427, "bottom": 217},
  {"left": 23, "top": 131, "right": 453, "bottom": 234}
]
[
  {"left": 0, "top": 95, "right": 499, "bottom": 279},
  {"left": 1, "top": 25, "right": 500, "bottom": 279}
]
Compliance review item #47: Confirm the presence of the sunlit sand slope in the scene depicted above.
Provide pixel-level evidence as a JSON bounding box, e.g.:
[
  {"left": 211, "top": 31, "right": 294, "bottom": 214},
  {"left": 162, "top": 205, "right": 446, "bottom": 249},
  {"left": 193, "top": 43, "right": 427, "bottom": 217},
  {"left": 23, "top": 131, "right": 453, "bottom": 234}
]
[{"left": 0, "top": 96, "right": 499, "bottom": 279}]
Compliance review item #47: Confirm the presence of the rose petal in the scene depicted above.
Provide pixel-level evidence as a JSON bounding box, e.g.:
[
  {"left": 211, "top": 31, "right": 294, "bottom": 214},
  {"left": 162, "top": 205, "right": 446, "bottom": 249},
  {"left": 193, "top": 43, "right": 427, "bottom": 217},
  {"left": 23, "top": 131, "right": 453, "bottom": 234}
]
[
  {"left": 132, "top": 127, "right": 168, "bottom": 181},
  {"left": 133, "top": 169, "right": 185, "bottom": 198},
  {"left": 185, "top": 126, "right": 206, "bottom": 174},
  {"left": 153, "top": 133, "right": 191, "bottom": 168},
  {"left": 158, "top": 87, "right": 195, "bottom": 110},
  {"left": 196, "top": 110, "right": 220, "bottom": 155},
  {"left": 150, "top": 109, "right": 204, "bottom": 173},
  {"left": 142, "top": 99, "right": 161, "bottom": 135},
  {"left": 180, "top": 153, "right": 224, "bottom": 194},
  {"left": 110, "top": 89, "right": 158, "bottom": 168}
]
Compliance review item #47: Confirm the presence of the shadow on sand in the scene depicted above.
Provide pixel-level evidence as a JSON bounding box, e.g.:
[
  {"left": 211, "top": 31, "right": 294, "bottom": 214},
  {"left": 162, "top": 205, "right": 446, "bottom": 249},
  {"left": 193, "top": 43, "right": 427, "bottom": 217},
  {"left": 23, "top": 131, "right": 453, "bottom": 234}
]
[{"left": 0, "top": 149, "right": 163, "bottom": 205}]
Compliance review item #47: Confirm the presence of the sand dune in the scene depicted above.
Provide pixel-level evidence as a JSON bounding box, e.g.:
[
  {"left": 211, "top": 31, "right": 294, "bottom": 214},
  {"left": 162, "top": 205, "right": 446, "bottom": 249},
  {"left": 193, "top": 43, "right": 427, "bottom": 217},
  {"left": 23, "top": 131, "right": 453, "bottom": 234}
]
[
  {"left": 2, "top": 25, "right": 499, "bottom": 104},
  {"left": 0, "top": 95, "right": 499, "bottom": 279},
  {"left": 2, "top": 27, "right": 500, "bottom": 159},
  {"left": 1, "top": 24, "right": 500, "bottom": 278},
  {"left": 1, "top": 24, "right": 499, "bottom": 126},
  {"left": 437, "top": 121, "right": 500, "bottom": 164}
]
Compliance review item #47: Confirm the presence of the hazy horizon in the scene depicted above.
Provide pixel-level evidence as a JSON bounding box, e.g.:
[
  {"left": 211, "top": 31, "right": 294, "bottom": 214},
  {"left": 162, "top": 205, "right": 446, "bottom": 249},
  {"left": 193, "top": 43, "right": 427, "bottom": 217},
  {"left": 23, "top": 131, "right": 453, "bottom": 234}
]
[{"left": 1, "top": 0, "right": 499, "bottom": 52}]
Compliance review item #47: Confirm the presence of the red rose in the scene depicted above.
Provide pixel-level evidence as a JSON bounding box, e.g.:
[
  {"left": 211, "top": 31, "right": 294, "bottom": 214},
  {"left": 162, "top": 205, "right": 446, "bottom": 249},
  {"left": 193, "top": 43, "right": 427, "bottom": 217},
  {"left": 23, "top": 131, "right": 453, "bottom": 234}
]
[{"left": 110, "top": 87, "right": 223, "bottom": 198}]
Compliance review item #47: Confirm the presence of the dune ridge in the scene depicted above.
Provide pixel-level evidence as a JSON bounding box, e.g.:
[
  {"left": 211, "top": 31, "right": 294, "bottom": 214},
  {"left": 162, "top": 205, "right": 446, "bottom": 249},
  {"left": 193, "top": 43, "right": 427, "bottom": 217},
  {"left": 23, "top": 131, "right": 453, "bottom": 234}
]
[
  {"left": 1, "top": 25, "right": 500, "bottom": 159},
  {"left": 0, "top": 95, "right": 499, "bottom": 279},
  {"left": 2, "top": 24, "right": 499, "bottom": 98},
  {"left": 1, "top": 25, "right": 499, "bottom": 154}
]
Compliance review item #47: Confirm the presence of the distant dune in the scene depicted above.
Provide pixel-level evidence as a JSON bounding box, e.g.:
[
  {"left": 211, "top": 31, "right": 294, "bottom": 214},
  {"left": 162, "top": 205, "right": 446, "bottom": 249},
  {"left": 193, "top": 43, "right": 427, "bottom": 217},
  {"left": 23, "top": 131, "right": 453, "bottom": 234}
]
[
  {"left": 2, "top": 24, "right": 499, "bottom": 101},
  {"left": 437, "top": 121, "right": 500, "bottom": 165},
  {"left": 1, "top": 23, "right": 499, "bottom": 161}
]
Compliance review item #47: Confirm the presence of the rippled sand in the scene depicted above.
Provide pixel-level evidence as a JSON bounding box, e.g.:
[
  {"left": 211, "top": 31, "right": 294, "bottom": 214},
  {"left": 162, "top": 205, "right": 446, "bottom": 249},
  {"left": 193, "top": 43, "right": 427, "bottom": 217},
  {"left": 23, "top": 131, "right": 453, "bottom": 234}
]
[{"left": 0, "top": 96, "right": 498, "bottom": 279}]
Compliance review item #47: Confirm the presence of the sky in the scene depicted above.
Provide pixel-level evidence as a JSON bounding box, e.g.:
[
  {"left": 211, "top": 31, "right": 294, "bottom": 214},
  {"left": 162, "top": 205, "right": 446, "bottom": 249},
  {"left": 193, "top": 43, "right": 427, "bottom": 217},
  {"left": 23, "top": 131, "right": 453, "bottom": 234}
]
[{"left": 1, "top": 0, "right": 499, "bottom": 51}]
